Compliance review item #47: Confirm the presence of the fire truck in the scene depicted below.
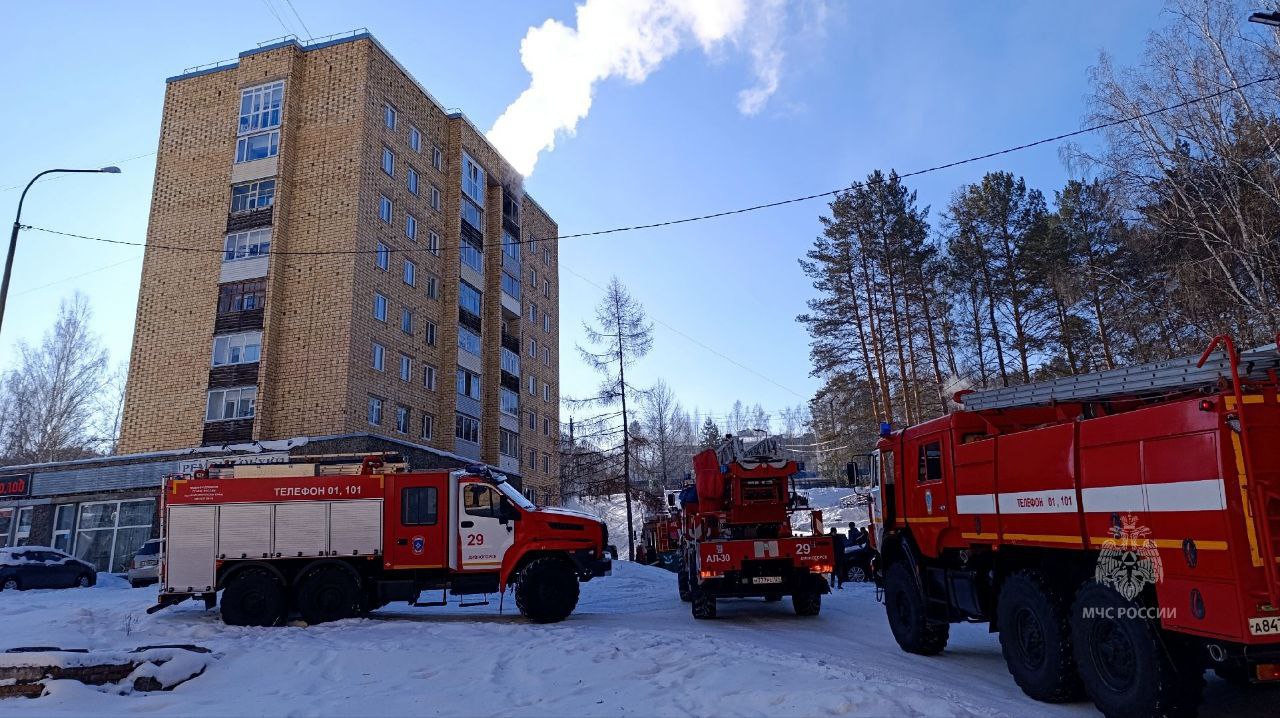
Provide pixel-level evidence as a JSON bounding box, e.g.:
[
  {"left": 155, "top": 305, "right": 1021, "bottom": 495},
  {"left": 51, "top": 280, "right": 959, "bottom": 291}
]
[
  {"left": 636, "top": 505, "right": 681, "bottom": 570},
  {"left": 149, "top": 458, "right": 610, "bottom": 626},
  {"left": 676, "top": 436, "right": 834, "bottom": 619},
  {"left": 871, "top": 336, "right": 1280, "bottom": 717}
]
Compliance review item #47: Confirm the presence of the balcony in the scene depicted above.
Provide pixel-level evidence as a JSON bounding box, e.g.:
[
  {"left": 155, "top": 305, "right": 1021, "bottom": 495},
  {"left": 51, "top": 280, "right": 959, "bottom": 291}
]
[
  {"left": 226, "top": 206, "right": 274, "bottom": 233},
  {"left": 202, "top": 418, "right": 253, "bottom": 445},
  {"left": 208, "top": 363, "right": 260, "bottom": 389},
  {"left": 458, "top": 308, "right": 482, "bottom": 334},
  {"left": 214, "top": 307, "right": 265, "bottom": 333},
  {"left": 501, "top": 332, "right": 520, "bottom": 354},
  {"left": 502, "top": 191, "right": 521, "bottom": 234}
]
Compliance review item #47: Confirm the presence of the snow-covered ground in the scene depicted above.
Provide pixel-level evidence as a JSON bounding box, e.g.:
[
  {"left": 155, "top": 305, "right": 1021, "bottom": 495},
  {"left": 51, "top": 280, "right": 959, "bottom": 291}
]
[{"left": 0, "top": 567, "right": 1272, "bottom": 717}]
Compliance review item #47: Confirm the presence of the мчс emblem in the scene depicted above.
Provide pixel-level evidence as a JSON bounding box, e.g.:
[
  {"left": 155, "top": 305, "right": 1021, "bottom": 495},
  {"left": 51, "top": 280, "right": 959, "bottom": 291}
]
[{"left": 1095, "top": 514, "right": 1163, "bottom": 600}]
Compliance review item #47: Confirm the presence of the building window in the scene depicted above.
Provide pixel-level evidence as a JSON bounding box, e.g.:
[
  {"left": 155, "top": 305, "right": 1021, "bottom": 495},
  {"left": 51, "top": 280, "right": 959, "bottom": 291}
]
[
  {"left": 400, "top": 354, "right": 412, "bottom": 382},
  {"left": 236, "top": 131, "right": 279, "bottom": 163},
  {"left": 409, "top": 125, "right": 421, "bottom": 152},
  {"left": 543, "top": 314, "right": 551, "bottom": 333},
  {"left": 456, "top": 413, "right": 480, "bottom": 444},
  {"left": 543, "top": 382, "right": 550, "bottom": 402},
  {"left": 459, "top": 281, "right": 482, "bottom": 315},
  {"left": 206, "top": 387, "right": 257, "bottom": 421},
  {"left": 460, "top": 237, "right": 482, "bottom": 272},
  {"left": 218, "top": 279, "right": 265, "bottom": 313},
  {"left": 542, "top": 453, "right": 550, "bottom": 473},
  {"left": 500, "top": 387, "right": 519, "bottom": 417},
  {"left": 528, "top": 410, "right": 536, "bottom": 431},
  {"left": 543, "top": 248, "right": 551, "bottom": 266},
  {"left": 461, "top": 198, "right": 484, "bottom": 232},
  {"left": 427, "top": 230, "right": 440, "bottom": 255},
  {"left": 425, "top": 273, "right": 439, "bottom": 300},
  {"left": 529, "top": 267, "right": 537, "bottom": 287},
  {"left": 499, "top": 428, "right": 520, "bottom": 458},
  {"left": 425, "top": 321, "right": 437, "bottom": 346},
  {"left": 230, "top": 179, "right": 275, "bottom": 214},
  {"left": 543, "top": 279, "right": 551, "bottom": 299},
  {"left": 424, "top": 363, "right": 437, "bottom": 390},
  {"left": 368, "top": 396, "right": 383, "bottom": 425},
  {"left": 527, "top": 374, "right": 536, "bottom": 396},
  {"left": 404, "top": 259, "right": 417, "bottom": 287},
  {"left": 379, "top": 195, "right": 393, "bottom": 224},
  {"left": 372, "top": 342, "right": 386, "bottom": 371},
  {"left": 223, "top": 228, "right": 271, "bottom": 261},
  {"left": 501, "top": 272, "right": 521, "bottom": 300},
  {"left": 211, "top": 331, "right": 262, "bottom": 366},
  {"left": 528, "top": 337, "right": 537, "bottom": 358},
  {"left": 528, "top": 447, "right": 536, "bottom": 470},
  {"left": 382, "top": 146, "right": 395, "bottom": 176},
  {"left": 462, "top": 152, "right": 486, "bottom": 206},
  {"left": 458, "top": 326, "right": 481, "bottom": 356},
  {"left": 457, "top": 368, "right": 481, "bottom": 400},
  {"left": 396, "top": 405, "right": 410, "bottom": 433},
  {"left": 407, "top": 166, "right": 419, "bottom": 196},
  {"left": 420, "top": 413, "right": 434, "bottom": 440},
  {"left": 384, "top": 103, "right": 397, "bottom": 130},
  {"left": 374, "top": 293, "right": 388, "bottom": 322},
  {"left": 401, "top": 308, "right": 413, "bottom": 335},
  {"left": 529, "top": 302, "right": 538, "bottom": 323},
  {"left": 51, "top": 505, "right": 74, "bottom": 554},
  {"left": 406, "top": 213, "right": 418, "bottom": 241},
  {"left": 239, "top": 81, "right": 284, "bottom": 133},
  {"left": 430, "top": 185, "right": 441, "bottom": 211},
  {"left": 376, "top": 242, "right": 390, "bottom": 270},
  {"left": 432, "top": 144, "right": 443, "bottom": 171},
  {"left": 542, "top": 417, "right": 550, "bottom": 436},
  {"left": 543, "top": 346, "right": 550, "bottom": 366},
  {"left": 501, "top": 347, "right": 520, "bottom": 375},
  {"left": 72, "top": 499, "right": 156, "bottom": 573}
]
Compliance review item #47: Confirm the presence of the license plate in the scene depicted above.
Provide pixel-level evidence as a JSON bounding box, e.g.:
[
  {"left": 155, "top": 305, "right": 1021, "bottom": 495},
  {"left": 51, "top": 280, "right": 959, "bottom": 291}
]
[
  {"left": 752, "top": 576, "right": 783, "bottom": 585},
  {"left": 1250, "top": 617, "right": 1280, "bottom": 636}
]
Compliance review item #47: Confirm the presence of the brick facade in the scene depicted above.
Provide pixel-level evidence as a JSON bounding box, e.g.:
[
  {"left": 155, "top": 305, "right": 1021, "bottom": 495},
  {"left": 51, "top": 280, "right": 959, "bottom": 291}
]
[{"left": 118, "top": 33, "right": 560, "bottom": 496}]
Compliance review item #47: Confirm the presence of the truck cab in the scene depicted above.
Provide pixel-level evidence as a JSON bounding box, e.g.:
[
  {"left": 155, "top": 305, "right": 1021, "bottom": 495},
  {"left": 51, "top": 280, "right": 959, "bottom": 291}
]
[{"left": 155, "top": 461, "right": 610, "bottom": 626}]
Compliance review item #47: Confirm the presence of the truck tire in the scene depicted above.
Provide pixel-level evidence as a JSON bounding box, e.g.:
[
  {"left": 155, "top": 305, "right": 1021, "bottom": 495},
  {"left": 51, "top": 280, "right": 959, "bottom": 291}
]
[
  {"left": 793, "top": 590, "right": 821, "bottom": 616},
  {"left": 691, "top": 588, "right": 717, "bottom": 619},
  {"left": 1070, "top": 581, "right": 1204, "bottom": 718},
  {"left": 677, "top": 568, "right": 692, "bottom": 602},
  {"left": 997, "top": 571, "right": 1083, "bottom": 702},
  {"left": 884, "top": 562, "right": 949, "bottom": 655},
  {"left": 221, "top": 567, "right": 287, "bottom": 627},
  {"left": 295, "top": 565, "right": 361, "bottom": 625},
  {"left": 515, "top": 557, "right": 580, "bottom": 623}
]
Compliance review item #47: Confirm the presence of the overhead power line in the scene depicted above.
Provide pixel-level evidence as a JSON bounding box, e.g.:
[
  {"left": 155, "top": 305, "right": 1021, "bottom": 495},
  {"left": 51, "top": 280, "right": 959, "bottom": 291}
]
[{"left": 283, "top": 0, "right": 315, "bottom": 42}]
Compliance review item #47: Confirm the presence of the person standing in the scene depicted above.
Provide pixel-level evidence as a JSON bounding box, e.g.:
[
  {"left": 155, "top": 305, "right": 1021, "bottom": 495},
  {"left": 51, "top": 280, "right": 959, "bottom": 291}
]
[{"left": 829, "top": 527, "right": 847, "bottom": 589}]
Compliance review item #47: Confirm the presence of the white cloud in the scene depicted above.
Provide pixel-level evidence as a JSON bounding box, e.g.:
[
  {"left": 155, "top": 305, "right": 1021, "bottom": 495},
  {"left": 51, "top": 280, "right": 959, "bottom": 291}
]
[{"left": 487, "top": 0, "right": 804, "bottom": 176}]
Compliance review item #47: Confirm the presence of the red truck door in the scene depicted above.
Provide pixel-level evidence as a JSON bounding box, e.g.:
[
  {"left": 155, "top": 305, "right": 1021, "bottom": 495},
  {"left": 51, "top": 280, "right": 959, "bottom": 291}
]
[
  {"left": 904, "top": 431, "right": 951, "bottom": 554},
  {"left": 457, "top": 480, "right": 515, "bottom": 572},
  {"left": 386, "top": 474, "right": 447, "bottom": 570}
]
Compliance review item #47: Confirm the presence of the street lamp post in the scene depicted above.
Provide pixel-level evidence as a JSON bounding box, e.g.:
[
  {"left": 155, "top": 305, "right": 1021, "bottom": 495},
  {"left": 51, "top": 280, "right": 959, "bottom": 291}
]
[{"left": 1, "top": 166, "right": 121, "bottom": 336}]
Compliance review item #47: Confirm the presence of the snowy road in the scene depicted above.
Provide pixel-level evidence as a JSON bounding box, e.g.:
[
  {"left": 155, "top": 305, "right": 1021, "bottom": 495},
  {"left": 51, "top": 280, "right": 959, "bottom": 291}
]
[{"left": 0, "top": 564, "right": 1273, "bottom": 717}]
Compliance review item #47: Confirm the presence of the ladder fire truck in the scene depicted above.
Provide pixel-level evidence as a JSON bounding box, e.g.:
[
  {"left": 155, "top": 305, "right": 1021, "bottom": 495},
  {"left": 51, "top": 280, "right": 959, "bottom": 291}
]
[
  {"left": 150, "top": 458, "right": 610, "bottom": 626},
  {"left": 871, "top": 336, "right": 1280, "bottom": 717},
  {"left": 676, "top": 436, "right": 834, "bottom": 619}
]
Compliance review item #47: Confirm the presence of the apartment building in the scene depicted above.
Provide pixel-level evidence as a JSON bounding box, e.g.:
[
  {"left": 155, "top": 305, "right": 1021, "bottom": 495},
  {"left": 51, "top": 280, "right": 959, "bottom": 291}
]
[{"left": 118, "top": 31, "right": 561, "bottom": 501}]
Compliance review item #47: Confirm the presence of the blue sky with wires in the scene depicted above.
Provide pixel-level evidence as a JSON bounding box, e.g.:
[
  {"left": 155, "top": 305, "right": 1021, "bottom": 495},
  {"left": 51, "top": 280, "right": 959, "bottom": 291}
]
[{"left": 0, "top": 1, "right": 1159, "bottom": 430}]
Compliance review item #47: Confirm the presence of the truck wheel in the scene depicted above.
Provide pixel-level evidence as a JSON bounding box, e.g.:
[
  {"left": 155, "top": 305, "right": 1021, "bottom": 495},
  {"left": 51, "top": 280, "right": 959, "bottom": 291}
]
[
  {"left": 691, "top": 589, "right": 717, "bottom": 619},
  {"left": 515, "top": 557, "right": 580, "bottom": 623},
  {"left": 997, "top": 571, "right": 1082, "bottom": 702},
  {"left": 1071, "top": 581, "right": 1204, "bottom": 718},
  {"left": 677, "top": 568, "right": 692, "bottom": 602},
  {"left": 296, "top": 565, "right": 361, "bottom": 625},
  {"left": 793, "top": 590, "right": 821, "bottom": 616},
  {"left": 884, "top": 563, "right": 949, "bottom": 655},
  {"left": 221, "top": 567, "right": 287, "bottom": 627}
]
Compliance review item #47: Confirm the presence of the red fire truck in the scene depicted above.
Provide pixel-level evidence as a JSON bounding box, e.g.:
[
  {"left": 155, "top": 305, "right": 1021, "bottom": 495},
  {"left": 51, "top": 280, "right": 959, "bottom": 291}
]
[
  {"left": 637, "top": 508, "right": 681, "bottom": 570},
  {"left": 150, "top": 459, "right": 610, "bottom": 626},
  {"left": 677, "top": 436, "right": 834, "bottom": 619},
  {"left": 872, "top": 336, "right": 1280, "bottom": 717}
]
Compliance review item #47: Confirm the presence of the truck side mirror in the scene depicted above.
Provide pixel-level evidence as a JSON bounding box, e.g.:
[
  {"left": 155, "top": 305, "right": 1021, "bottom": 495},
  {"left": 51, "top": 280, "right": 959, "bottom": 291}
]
[
  {"left": 846, "top": 461, "right": 857, "bottom": 485},
  {"left": 666, "top": 494, "right": 675, "bottom": 508}
]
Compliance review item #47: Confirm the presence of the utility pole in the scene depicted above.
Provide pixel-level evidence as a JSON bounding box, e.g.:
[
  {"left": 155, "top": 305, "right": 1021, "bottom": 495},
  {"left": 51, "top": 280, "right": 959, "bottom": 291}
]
[
  {"left": 616, "top": 288, "right": 636, "bottom": 562},
  {"left": 567, "top": 417, "right": 575, "bottom": 498}
]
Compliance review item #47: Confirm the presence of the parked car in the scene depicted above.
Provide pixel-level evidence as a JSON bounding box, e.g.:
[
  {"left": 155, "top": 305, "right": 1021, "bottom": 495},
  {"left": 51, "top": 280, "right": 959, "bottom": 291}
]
[
  {"left": 127, "top": 539, "right": 164, "bottom": 588},
  {"left": 0, "top": 546, "right": 96, "bottom": 591}
]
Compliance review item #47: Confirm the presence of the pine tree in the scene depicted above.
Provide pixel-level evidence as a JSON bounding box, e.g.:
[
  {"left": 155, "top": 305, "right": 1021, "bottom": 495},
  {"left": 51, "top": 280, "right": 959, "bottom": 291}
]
[{"left": 698, "top": 417, "right": 721, "bottom": 449}]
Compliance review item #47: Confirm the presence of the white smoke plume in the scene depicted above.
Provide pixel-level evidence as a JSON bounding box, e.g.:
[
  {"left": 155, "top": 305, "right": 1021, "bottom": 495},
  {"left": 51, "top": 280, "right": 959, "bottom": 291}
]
[{"left": 488, "top": 0, "right": 793, "bottom": 176}]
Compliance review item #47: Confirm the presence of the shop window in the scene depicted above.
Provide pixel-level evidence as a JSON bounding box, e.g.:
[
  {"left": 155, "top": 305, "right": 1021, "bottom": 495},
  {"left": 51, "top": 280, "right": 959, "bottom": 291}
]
[{"left": 73, "top": 499, "right": 155, "bottom": 572}]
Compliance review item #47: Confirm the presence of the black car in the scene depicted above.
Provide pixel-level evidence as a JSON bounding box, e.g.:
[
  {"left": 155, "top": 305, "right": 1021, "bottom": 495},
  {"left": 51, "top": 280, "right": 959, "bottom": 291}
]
[{"left": 0, "top": 546, "right": 97, "bottom": 591}]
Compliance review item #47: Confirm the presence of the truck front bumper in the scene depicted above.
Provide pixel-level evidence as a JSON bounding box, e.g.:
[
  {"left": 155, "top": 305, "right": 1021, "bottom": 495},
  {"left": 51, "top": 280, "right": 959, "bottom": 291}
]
[{"left": 572, "top": 550, "right": 612, "bottom": 581}]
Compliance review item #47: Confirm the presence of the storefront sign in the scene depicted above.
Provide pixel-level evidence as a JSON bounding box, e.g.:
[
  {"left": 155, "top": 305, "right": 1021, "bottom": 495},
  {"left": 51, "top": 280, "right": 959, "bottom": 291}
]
[
  {"left": 178, "top": 452, "right": 289, "bottom": 475},
  {"left": 0, "top": 473, "right": 31, "bottom": 499}
]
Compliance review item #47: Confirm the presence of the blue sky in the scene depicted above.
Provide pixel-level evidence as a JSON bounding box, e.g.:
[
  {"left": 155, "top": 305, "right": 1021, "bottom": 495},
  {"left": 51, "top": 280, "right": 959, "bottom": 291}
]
[{"left": 0, "top": 1, "right": 1161, "bottom": 432}]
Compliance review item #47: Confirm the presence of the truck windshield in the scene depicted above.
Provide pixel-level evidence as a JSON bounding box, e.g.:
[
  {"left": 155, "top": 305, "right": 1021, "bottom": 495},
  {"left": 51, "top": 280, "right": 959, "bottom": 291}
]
[{"left": 496, "top": 481, "right": 536, "bottom": 511}]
